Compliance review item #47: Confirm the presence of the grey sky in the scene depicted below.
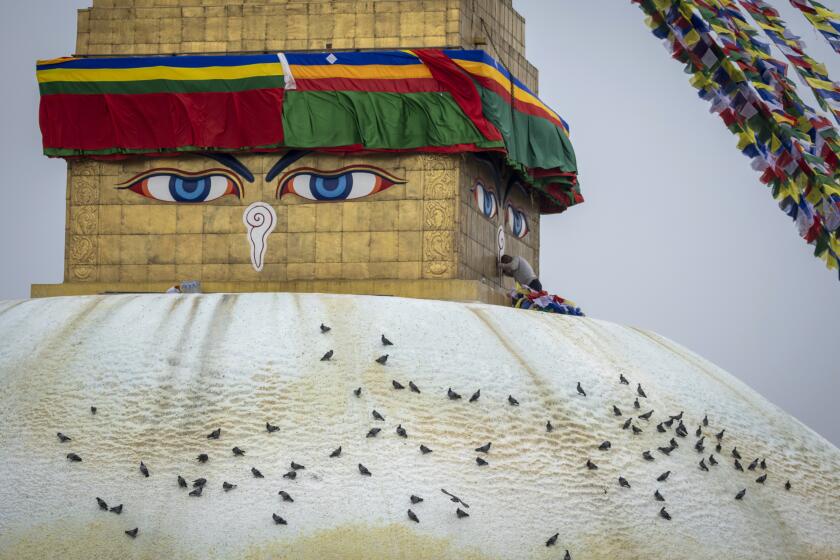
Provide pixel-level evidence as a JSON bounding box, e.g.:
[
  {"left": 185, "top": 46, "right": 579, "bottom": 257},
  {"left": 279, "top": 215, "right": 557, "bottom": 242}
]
[{"left": 1, "top": 1, "right": 838, "bottom": 446}]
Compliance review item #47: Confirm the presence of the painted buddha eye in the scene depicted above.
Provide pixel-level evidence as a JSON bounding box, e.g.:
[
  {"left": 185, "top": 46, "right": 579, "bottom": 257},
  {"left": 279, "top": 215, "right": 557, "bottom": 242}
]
[
  {"left": 472, "top": 180, "right": 498, "bottom": 219},
  {"left": 277, "top": 166, "right": 404, "bottom": 201},
  {"left": 506, "top": 204, "right": 529, "bottom": 239},
  {"left": 118, "top": 168, "right": 242, "bottom": 203}
]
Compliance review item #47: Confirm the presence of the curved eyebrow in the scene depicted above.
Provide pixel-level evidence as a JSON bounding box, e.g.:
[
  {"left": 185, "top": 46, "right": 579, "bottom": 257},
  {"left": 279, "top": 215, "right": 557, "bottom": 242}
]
[
  {"left": 266, "top": 150, "right": 310, "bottom": 182},
  {"left": 201, "top": 153, "right": 254, "bottom": 183}
]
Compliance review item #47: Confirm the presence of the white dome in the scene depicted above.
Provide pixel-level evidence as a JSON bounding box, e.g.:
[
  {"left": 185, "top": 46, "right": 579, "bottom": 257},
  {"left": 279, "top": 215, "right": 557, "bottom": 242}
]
[{"left": 0, "top": 293, "right": 837, "bottom": 560}]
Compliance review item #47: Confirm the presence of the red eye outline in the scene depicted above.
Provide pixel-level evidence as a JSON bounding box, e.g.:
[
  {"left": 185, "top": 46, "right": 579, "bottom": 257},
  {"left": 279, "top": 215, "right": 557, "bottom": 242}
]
[
  {"left": 276, "top": 165, "right": 405, "bottom": 201},
  {"left": 116, "top": 167, "right": 243, "bottom": 203},
  {"left": 505, "top": 203, "right": 529, "bottom": 239}
]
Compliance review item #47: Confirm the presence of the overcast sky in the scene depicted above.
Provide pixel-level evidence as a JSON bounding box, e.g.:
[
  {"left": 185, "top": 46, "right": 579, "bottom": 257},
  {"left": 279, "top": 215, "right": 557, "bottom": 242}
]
[{"left": 0, "top": 1, "right": 838, "bottom": 446}]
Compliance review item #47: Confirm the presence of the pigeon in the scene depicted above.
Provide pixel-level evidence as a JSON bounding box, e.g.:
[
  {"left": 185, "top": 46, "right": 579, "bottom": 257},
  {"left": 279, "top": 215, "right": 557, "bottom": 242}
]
[
  {"left": 654, "top": 489, "right": 665, "bottom": 502},
  {"left": 96, "top": 497, "right": 108, "bottom": 510},
  {"left": 675, "top": 423, "right": 688, "bottom": 438},
  {"left": 576, "top": 382, "right": 586, "bottom": 397},
  {"left": 223, "top": 482, "right": 237, "bottom": 491},
  {"left": 392, "top": 380, "right": 405, "bottom": 390},
  {"left": 67, "top": 453, "right": 82, "bottom": 462},
  {"left": 320, "top": 350, "right": 333, "bottom": 361},
  {"left": 197, "top": 454, "right": 209, "bottom": 463},
  {"left": 734, "top": 459, "right": 744, "bottom": 471},
  {"left": 278, "top": 490, "right": 294, "bottom": 502},
  {"left": 699, "top": 458, "right": 708, "bottom": 472},
  {"left": 618, "top": 477, "right": 631, "bottom": 488},
  {"left": 272, "top": 513, "right": 287, "bottom": 525},
  {"left": 57, "top": 432, "right": 71, "bottom": 443},
  {"left": 447, "top": 388, "right": 461, "bottom": 400},
  {"left": 358, "top": 463, "right": 371, "bottom": 476},
  {"left": 760, "top": 458, "right": 767, "bottom": 470},
  {"left": 476, "top": 442, "right": 492, "bottom": 453},
  {"left": 586, "top": 459, "right": 598, "bottom": 470},
  {"left": 409, "top": 381, "right": 421, "bottom": 393},
  {"left": 419, "top": 445, "right": 432, "bottom": 454},
  {"left": 619, "top": 374, "right": 629, "bottom": 385},
  {"left": 670, "top": 438, "right": 679, "bottom": 449},
  {"left": 546, "top": 532, "right": 559, "bottom": 547},
  {"left": 291, "top": 461, "right": 305, "bottom": 470},
  {"left": 110, "top": 504, "right": 123, "bottom": 514},
  {"left": 659, "top": 507, "right": 671, "bottom": 520},
  {"left": 657, "top": 471, "right": 671, "bottom": 482},
  {"left": 656, "top": 423, "right": 666, "bottom": 433},
  {"left": 748, "top": 459, "right": 759, "bottom": 471},
  {"left": 178, "top": 475, "right": 187, "bottom": 488},
  {"left": 709, "top": 455, "right": 718, "bottom": 466},
  {"left": 193, "top": 478, "right": 207, "bottom": 487},
  {"left": 598, "top": 441, "right": 611, "bottom": 451},
  {"left": 638, "top": 410, "right": 654, "bottom": 421},
  {"left": 381, "top": 334, "right": 393, "bottom": 346},
  {"left": 663, "top": 418, "right": 674, "bottom": 428},
  {"left": 546, "top": 420, "right": 554, "bottom": 432},
  {"left": 90, "top": 406, "right": 97, "bottom": 415},
  {"left": 632, "top": 425, "right": 643, "bottom": 435},
  {"left": 283, "top": 471, "right": 297, "bottom": 480},
  {"left": 232, "top": 447, "right": 245, "bottom": 456},
  {"left": 637, "top": 384, "right": 647, "bottom": 398},
  {"left": 716, "top": 429, "right": 725, "bottom": 441},
  {"left": 367, "top": 428, "right": 381, "bottom": 438},
  {"left": 410, "top": 495, "right": 424, "bottom": 504},
  {"left": 642, "top": 450, "right": 654, "bottom": 461},
  {"left": 251, "top": 467, "right": 264, "bottom": 478},
  {"left": 469, "top": 390, "right": 480, "bottom": 402},
  {"left": 139, "top": 461, "right": 149, "bottom": 476},
  {"left": 716, "top": 443, "right": 722, "bottom": 453},
  {"left": 456, "top": 508, "right": 470, "bottom": 518},
  {"left": 476, "top": 457, "right": 488, "bottom": 466},
  {"left": 703, "top": 415, "right": 709, "bottom": 427},
  {"left": 125, "top": 528, "right": 138, "bottom": 538},
  {"left": 396, "top": 424, "right": 407, "bottom": 438},
  {"left": 407, "top": 509, "right": 419, "bottom": 523},
  {"left": 732, "top": 447, "right": 741, "bottom": 459},
  {"left": 353, "top": 387, "right": 362, "bottom": 398},
  {"left": 658, "top": 446, "right": 673, "bottom": 456},
  {"left": 207, "top": 428, "right": 221, "bottom": 439},
  {"left": 695, "top": 436, "right": 706, "bottom": 450},
  {"left": 613, "top": 405, "right": 622, "bottom": 417},
  {"left": 266, "top": 422, "right": 279, "bottom": 433},
  {"left": 372, "top": 410, "right": 385, "bottom": 421},
  {"left": 441, "top": 489, "right": 470, "bottom": 508},
  {"left": 330, "top": 446, "right": 342, "bottom": 458},
  {"left": 508, "top": 395, "right": 519, "bottom": 406},
  {"left": 622, "top": 418, "right": 632, "bottom": 430},
  {"left": 785, "top": 480, "right": 791, "bottom": 491},
  {"left": 756, "top": 474, "right": 767, "bottom": 484},
  {"left": 671, "top": 411, "right": 683, "bottom": 421},
  {"left": 735, "top": 488, "right": 746, "bottom": 500},
  {"left": 633, "top": 398, "right": 640, "bottom": 410},
  {"left": 320, "top": 323, "right": 330, "bottom": 333},
  {"left": 564, "top": 551, "right": 571, "bottom": 560},
  {"left": 375, "top": 355, "right": 389, "bottom": 365},
  {"left": 189, "top": 486, "right": 203, "bottom": 497}
]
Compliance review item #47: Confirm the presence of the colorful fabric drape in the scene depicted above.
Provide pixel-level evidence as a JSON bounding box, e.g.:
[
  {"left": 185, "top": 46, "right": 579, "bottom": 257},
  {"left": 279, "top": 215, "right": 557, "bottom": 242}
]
[
  {"left": 790, "top": 0, "right": 840, "bottom": 54},
  {"left": 36, "top": 49, "right": 580, "bottom": 213},
  {"left": 740, "top": 0, "right": 840, "bottom": 125},
  {"left": 510, "top": 283, "right": 585, "bottom": 316},
  {"left": 632, "top": 0, "right": 840, "bottom": 278}
]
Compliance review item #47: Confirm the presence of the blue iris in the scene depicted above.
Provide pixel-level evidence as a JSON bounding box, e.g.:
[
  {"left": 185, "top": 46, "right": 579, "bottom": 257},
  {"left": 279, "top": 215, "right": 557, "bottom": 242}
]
[
  {"left": 512, "top": 212, "right": 523, "bottom": 235},
  {"left": 169, "top": 176, "right": 212, "bottom": 202},
  {"left": 482, "top": 190, "right": 495, "bottom": 216},
  {"left": 310, "top": 173, "right": 353, "bottom": 200}
]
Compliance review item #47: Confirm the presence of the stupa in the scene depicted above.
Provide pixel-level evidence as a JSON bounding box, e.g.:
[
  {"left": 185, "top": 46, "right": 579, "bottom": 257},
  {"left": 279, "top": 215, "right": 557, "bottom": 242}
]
[{"left": 1, "top": 2, "right": 838, "bottom": 560}]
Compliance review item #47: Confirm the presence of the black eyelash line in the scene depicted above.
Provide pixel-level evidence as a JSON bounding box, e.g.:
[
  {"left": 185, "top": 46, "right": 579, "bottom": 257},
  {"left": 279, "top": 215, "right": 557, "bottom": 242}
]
[{"left": 266, "top": 150, "right": 310, "bottom": 183}]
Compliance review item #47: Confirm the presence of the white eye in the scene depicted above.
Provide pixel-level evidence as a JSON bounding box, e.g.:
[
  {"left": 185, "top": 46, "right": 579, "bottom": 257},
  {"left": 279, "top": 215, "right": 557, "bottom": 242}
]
[
  {"left": 472, "top": 181, "right": 498, "bottom": 219},
  {"left": 506, "top": 204, "right": 529, "bottom": 239},
  {"left": 144, "top": 174, "right": 232, "bottom": 202}
]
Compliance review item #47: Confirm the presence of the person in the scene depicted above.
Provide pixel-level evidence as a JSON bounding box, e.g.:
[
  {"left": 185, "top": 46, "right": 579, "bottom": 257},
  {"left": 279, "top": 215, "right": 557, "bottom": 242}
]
[
  {"left": 500, "top": 254, "right": 542, "bottom": 292},
  {"left": 165, "top": 284, "right": 181, "bottom": 294}
]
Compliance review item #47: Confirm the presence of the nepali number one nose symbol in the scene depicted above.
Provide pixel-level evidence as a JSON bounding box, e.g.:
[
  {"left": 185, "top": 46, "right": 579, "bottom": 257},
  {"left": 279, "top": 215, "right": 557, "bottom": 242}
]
[{"left": 243, "top": 202, "right": 277, "bottom": 272}]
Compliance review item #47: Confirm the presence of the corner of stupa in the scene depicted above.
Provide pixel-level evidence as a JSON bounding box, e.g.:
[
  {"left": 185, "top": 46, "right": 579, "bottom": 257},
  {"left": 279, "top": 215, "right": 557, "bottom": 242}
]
[{"left": 32, "top": 0, "right": 549, "bottom": 304}]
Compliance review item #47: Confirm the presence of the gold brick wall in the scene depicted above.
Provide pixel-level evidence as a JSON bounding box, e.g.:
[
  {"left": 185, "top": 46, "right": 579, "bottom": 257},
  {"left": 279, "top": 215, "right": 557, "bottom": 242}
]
[
  {"left": 64, "top": 153, "right": 461, "bottom": 285},
  {"left": 457, "top": 154, "right": 539, "bottom": 290}
]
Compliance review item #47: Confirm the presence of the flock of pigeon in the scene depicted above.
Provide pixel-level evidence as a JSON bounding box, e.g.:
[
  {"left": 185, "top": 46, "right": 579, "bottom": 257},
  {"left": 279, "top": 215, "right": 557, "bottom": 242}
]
[{"left": 55, "top": 322, "right": 792, "bottom": 558}]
